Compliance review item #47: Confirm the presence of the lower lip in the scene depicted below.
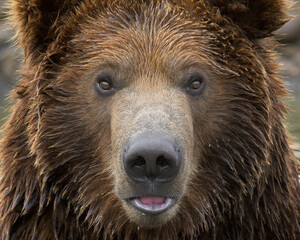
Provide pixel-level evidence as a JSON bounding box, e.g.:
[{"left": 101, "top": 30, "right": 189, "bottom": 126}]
[{"left": 129, "top": 197, "right": 175, "bottom": 215}]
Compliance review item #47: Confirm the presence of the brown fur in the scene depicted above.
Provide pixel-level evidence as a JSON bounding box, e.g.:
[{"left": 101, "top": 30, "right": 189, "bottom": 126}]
[{"left": 0, "top": 0, "right": 299, "bottom": 239}]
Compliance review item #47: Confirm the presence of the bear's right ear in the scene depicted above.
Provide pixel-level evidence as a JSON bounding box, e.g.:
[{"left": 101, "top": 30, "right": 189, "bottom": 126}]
[{"left": 9, "top": 0, "right": 86, "bottom": 60}]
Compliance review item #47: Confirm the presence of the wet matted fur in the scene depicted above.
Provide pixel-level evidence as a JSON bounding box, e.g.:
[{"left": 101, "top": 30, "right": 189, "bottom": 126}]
[{"left": 0, "top": 0, "right": 299, "bottom": 239}]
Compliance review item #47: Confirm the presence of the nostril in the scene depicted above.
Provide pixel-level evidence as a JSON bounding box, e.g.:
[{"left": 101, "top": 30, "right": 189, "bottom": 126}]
[
  {"left": 156, "top": 156, "right": 170, "bottom": 169},
  {"left": 131, "top": 156, "right": 146, "bottom": 168}
]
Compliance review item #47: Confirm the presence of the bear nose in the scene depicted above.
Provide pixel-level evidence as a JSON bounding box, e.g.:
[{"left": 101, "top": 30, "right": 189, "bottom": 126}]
[{"left": 123, "top": 135, "right": 182, "bottom": 182}]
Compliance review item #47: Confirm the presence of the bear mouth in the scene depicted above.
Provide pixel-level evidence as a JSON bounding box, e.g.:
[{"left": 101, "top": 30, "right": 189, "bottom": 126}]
[{"left": 128, "top": 196, "right": 176, "bottom": 215}]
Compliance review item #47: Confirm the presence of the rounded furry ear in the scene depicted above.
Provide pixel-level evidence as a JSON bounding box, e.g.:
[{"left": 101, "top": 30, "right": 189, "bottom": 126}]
[
  {"left": 209, "top": 0, "right": 291, "bottom": 39},
  {"left": 9, "top": 0, "right": 85, "bottom": 60}
]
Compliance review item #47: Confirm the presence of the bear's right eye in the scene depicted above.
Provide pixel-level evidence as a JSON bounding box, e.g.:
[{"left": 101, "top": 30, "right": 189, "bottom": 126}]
[
  {"left": 95, "top": 73, "right": 115, "bottom": 96},
  {"left": 99, "top": 80, "right": 112, "bottom": 91}
]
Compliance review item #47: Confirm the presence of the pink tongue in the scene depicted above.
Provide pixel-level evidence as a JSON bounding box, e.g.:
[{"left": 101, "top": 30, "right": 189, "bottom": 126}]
[{"left": 140, "top": 196, "right": 166, "bottom": 205}]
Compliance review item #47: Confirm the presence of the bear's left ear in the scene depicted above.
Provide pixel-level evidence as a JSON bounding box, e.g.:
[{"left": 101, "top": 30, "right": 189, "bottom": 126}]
[
  {"left": 9, "top": 0, "right": 86, "bottom": 60},
  {"left": 208, "top": 0, "right": 291, "bottom": 39}
]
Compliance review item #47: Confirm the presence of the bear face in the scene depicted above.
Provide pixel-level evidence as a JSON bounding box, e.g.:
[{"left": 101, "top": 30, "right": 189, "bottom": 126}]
[
  {"left": 61, "top": 3, "right": 270, "bottom": 228},
  {"left": 0, "top": 0, "right": 299, "bottom": 239}
]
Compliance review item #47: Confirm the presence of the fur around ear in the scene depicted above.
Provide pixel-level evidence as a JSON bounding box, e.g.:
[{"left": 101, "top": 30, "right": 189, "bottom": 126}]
[
  {"left": 208, "top": 0, "right": 291, "bottom": 39},
  {"left": 9, "top": 0, "right": 87, "bottom": 60},
  {"left": 9, "top": 0, "right": 291, "bottom": 61}
]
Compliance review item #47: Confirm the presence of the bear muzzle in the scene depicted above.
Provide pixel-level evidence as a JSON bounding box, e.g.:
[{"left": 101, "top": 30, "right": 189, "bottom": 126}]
[{"left": 122, "top": 134, "right": 182, "bottom": 215}]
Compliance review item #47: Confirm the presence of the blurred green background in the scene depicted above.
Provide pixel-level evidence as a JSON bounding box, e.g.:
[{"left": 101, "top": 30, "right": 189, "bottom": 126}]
[{"left": 0, "top": 1, "right": 299, "bottom": 153}]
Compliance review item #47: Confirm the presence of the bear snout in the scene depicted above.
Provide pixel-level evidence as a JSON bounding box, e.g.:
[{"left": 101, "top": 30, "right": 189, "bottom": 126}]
[{"left": 123, "top": 135, "right": 182, "bottom": 183}]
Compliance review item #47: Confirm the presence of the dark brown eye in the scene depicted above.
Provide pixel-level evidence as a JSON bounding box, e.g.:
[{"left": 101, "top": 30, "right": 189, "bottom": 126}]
[
  {"left": 189, "top": 80, "right": 202, "bottom": 90},
  {"left": 186, "top": 73, "right": 205, "bottom": 95},
  {"left": 95, "top": 73, "right": 115, "bottom": 96},
  {"left": 99, "top": 80, "right": 112, "bottom": 90}
]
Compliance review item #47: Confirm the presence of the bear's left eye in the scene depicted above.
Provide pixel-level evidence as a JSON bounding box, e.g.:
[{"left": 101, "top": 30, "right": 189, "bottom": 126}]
[
  {"left": 189, "top": 80, "right": 202, "bottom": 90},
  {"left": 186, "top": 73, "right": 205, "bottom": 95},
  {"left": 95, "top": 73, "right": 115, "bottom": 96}
]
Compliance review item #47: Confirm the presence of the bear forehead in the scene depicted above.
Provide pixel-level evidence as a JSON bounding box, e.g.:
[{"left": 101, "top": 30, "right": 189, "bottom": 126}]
[{"left": 66, "top": 3, "right": 239, "bottom": 79}]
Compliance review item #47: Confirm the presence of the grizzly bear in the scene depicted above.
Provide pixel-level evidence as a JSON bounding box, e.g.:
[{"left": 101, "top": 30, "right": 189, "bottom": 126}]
[{"left": 0, "top": 0, "right": 299, "bottom": 239}]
